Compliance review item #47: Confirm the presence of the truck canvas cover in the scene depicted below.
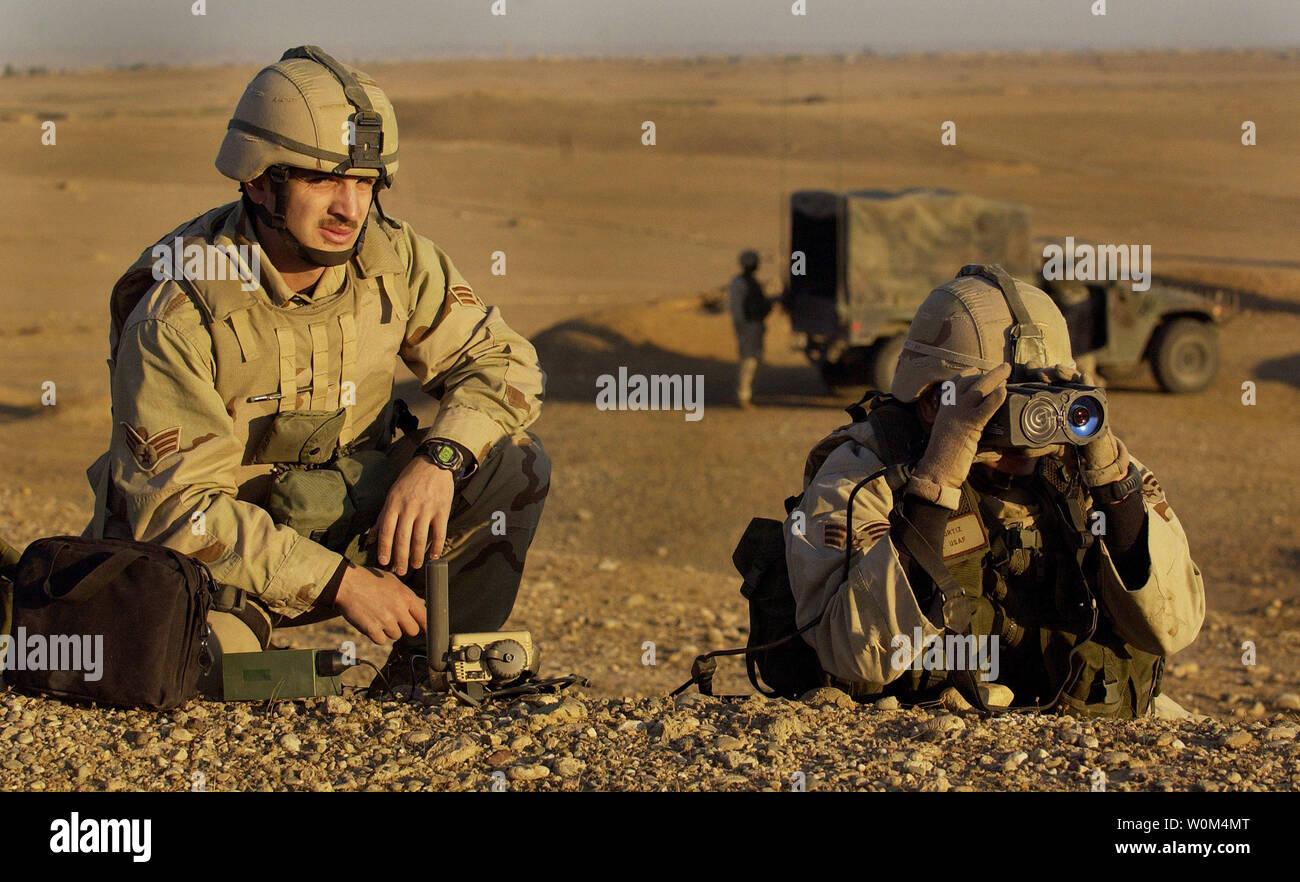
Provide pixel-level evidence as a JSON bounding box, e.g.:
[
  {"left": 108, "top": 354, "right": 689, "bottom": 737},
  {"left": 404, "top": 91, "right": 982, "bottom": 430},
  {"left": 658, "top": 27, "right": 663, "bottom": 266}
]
[{"left": 843, "top": 188, "right": 1033, "bottom": 313}]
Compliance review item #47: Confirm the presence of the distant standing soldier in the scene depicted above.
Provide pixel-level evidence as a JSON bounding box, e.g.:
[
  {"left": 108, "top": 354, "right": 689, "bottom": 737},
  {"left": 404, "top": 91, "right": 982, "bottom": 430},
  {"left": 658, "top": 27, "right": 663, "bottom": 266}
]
[{"left": 729, "top": 249, "right": 772, "bottom": 408}]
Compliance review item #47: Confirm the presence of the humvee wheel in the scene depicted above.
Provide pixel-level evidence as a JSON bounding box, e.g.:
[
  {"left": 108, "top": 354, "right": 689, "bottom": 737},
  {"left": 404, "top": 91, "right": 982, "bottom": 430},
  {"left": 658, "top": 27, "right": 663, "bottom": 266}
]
[
  {"left": 818, "top": 347, "right": 872, "bottom": 391},
  {"left": 868, "top": 333, "right": 907, "bottom": 394},
  {"left": 1151, "top": 318, "right": 1218, "bottom": 393}
]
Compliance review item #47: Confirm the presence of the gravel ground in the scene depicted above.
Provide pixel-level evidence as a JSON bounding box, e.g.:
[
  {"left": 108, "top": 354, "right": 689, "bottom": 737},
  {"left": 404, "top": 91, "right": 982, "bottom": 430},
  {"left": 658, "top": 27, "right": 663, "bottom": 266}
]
[
  {"left": 3, "top": 686, "right": 1298, "bottom": 792},
  {"left": 5, "top": 274, "right": 1299, "bottom": 791}
]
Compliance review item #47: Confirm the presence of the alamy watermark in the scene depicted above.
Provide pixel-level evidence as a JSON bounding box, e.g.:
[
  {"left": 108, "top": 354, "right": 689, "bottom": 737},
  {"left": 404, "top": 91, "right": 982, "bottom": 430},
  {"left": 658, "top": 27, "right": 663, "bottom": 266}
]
[
  {"left": 1041, "top": 237, "right": 1152, "bottom": 291},
  {"left": 49, "top": 813, "right": 150, "bottom": 862},
  {"left": 1, "top": 629, "right": 104, "bottom": 681},
  {"left": 151, "top": 237, "right": 261, "bottom": 292},
  {"left": 596, "top": 367, "right": 704, "bottom": 422},
  {"left": 889, "top": 627, "right": 1000, "bottom": 682}
]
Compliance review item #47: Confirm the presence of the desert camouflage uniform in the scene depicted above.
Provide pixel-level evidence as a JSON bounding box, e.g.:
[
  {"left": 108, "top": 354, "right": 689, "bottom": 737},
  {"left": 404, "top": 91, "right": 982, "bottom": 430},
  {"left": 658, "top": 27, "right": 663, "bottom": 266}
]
[
  {"left": 783, "top": 267, "right": 1204, "bottom": 713},
  {"left": 84, "top": 200, "right": 549, "bottom": 642},
  {"left": 785, "top": 419, "right": 1205, "bottom": 689},
  {"left": 729, "top": 272, "right": 770, "bottom": 406}
]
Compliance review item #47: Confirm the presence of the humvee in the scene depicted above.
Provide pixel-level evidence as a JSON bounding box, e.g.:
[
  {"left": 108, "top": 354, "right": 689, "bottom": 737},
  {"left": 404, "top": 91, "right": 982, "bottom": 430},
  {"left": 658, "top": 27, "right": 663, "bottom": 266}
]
[{"left": 784, "top": 188, "right": 1234, "bottom": 394}]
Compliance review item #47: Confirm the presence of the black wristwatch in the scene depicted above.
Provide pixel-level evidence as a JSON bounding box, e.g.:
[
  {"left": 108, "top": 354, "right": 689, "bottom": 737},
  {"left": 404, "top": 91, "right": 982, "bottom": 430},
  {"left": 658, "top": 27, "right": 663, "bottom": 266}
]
[
  {"left": 416, "top": 438, "right": 467, "bottom": 475},
  {"left": 1091, "top": 462, "right": 1142, "bottom": 505}
]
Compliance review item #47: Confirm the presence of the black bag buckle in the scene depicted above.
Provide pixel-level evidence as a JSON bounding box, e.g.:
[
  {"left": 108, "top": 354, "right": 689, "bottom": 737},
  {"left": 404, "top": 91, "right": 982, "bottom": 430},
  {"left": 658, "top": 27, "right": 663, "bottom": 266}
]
[
  {"left": 390, "top": 398, "right": 419, "bottom": 439},
  {"left": 211, "top": 585, "right": 247, "bottom": 616}
]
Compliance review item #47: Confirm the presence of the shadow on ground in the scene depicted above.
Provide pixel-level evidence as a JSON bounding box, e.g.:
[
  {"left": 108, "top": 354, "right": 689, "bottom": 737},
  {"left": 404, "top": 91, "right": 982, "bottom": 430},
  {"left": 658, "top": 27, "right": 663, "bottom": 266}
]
[
  {"left": 532, "top": 317, "right": 855, "bottom": 410},
  {"left": 1253, "top": 353, "right": 1300, "bottom": 390}
]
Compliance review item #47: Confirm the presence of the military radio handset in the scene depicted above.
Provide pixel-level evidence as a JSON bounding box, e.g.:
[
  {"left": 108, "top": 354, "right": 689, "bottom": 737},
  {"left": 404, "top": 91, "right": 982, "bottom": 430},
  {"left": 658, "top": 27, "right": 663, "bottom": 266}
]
[{"left": 423, "top": 559, "right": 566, "bottom": 704}]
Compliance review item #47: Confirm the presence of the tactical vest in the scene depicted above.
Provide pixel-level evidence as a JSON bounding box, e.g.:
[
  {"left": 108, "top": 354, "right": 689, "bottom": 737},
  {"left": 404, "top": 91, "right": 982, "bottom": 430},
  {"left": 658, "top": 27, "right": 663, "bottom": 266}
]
[
  {"left": 828, "top": 393, "right": 1164, "bottom": 718},
  {"left": 94, "top": 202, "right": 417, "bottom": 536}
]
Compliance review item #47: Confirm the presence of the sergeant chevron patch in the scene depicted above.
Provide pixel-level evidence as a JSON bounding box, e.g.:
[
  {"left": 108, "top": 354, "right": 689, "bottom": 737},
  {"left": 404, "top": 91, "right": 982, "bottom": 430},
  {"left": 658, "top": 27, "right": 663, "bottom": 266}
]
[
  {"left": 1141, "top": 470, "right": 1173, "bottom": 522},
  {"left": 121, "top": 423, "right": 181, "bottom": 473},
  {"left": 853, "top": 520, "right": 892, "bottom": 548},
  {"left": 449, "top": 285, "right": 482, "bottom": 308}
]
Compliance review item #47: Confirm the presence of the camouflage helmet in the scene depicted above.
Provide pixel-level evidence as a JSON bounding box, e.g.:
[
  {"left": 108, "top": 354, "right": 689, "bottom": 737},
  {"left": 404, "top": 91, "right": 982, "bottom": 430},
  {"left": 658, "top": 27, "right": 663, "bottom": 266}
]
[
  {"left": 216, "top": 45, "right": 399, "bottom": 186},
  {"left": 890, "top": 264, "right": 1076, "bottom": 403},
  {"left": 216, "top": 46, "right": 400, "bottom": 267}
]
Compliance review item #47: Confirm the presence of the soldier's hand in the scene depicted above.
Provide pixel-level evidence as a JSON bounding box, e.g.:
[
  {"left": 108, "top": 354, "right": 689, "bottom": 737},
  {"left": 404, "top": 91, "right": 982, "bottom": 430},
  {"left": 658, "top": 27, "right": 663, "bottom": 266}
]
[
  {"left": 370, "top": 459, "right": 456, "bottom": 577},
  {"left": 913, "top": 364, "right": 1011, "bottom": 493},
  {"left": 1022, "top": 361, "right": 1083, "bottom": 386},
  {"left": 334, "top": 565, "right": 426, "bottom": 645}
]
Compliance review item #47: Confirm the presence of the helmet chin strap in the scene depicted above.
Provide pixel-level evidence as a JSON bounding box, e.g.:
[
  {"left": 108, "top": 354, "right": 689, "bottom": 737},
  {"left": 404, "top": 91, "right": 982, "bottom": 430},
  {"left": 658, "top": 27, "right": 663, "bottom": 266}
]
[{"left": 242, "top": 167, "right": 369, "bottom": 269}]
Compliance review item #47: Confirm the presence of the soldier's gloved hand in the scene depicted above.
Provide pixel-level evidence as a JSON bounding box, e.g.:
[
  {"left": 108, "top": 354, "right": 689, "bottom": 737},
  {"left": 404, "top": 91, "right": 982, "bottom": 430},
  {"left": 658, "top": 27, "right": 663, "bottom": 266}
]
[
  {"left": 1080, "top": 426, "right": 1130, "bottom": 486},
  {"left": 1024, "top": 361, "right": 1129, "bottom": 486},
  {"left": 942, "top": 592, "right": 997, "bottom": 637},
  {"left": 909, "top": 364, "right": 1011, "bottom": 509}
]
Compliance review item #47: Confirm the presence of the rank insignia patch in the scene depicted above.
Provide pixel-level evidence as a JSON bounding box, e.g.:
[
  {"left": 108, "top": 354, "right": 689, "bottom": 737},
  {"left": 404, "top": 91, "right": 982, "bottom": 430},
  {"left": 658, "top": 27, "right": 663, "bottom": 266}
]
[
  {"left": 449, "top": 285, "right": 482, "bottom": 308},
  {"left": 121, "top": 423, "right": 181, "bottom": 472},
  {"left": 822, "top": 520, "right": 847, "bottom": 550},
  {"left": 853, "top": 520, "right": 892, "bottom": 548}
]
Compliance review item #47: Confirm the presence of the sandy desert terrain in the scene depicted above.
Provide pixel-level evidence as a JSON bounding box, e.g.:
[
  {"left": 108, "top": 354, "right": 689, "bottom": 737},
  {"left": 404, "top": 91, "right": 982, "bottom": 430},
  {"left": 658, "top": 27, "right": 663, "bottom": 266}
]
[{"left": 1, "top": 51, "right": 1298, "bottom": 790}]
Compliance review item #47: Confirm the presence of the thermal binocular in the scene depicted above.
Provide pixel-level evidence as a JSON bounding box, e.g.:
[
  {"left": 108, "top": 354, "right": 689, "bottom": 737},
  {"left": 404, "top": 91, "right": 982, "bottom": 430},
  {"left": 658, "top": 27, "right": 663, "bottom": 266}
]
[{"left": 982, "top": 381, "right": 1107, "bottom": 448}]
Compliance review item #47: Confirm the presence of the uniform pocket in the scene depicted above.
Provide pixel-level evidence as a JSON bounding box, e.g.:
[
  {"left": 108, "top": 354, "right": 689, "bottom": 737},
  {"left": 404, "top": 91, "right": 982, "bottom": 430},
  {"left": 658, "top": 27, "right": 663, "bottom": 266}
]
[
  {"left": 1059, "top": 641, "right": 1124, "bottom": 717},
  {"left": 253, "top": 409, "right": 346, "bottom": 465},
  {"left": 266, "top": 467, "right": 353, "bottom": 549}
]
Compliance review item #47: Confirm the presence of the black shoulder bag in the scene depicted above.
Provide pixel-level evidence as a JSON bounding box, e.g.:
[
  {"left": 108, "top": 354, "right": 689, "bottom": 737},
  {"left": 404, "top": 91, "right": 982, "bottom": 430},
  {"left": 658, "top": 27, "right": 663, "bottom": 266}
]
[{"left": 4, "top": 536, "right": 213, "bottom": 710}]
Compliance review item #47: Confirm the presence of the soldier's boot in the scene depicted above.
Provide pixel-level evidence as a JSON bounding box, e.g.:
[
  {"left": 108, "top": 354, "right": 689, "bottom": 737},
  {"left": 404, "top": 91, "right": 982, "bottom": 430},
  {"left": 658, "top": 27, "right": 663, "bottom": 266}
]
[
  {"left": 366, "top": 637, "right": 427, "bottom": 699},
  {"left": 367, "top": 431, "right": 551, "bottom": 698},
  {"left": 737, "top": 357, "right": 758, "bottom": 408}
]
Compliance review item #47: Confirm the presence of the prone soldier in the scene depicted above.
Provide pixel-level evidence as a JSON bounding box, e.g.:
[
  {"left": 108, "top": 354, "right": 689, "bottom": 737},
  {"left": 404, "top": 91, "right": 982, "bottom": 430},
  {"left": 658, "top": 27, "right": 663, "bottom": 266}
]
[{"left": 783, "top": 265, "right": 1204, "bottom": 716}]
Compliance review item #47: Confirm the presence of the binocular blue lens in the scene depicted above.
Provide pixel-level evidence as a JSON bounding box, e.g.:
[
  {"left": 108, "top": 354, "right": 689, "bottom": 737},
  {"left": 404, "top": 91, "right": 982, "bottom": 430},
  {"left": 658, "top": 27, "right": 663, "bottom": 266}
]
[{"left": 1066, "top": 396, "right": 1103, "bottom": 439}]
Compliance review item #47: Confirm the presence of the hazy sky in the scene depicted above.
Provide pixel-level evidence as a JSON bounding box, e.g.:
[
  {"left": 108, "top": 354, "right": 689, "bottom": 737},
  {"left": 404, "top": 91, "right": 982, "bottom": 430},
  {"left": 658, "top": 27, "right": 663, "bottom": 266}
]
[{"left": 3, "top": 0, "right": 1298, "bottom": 68}]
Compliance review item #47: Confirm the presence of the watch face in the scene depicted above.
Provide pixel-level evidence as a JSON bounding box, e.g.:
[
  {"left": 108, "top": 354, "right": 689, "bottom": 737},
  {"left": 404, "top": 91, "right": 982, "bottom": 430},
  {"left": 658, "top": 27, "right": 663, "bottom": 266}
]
[{"left": 423, "top": 441, "right": 461, "bottom": 471}]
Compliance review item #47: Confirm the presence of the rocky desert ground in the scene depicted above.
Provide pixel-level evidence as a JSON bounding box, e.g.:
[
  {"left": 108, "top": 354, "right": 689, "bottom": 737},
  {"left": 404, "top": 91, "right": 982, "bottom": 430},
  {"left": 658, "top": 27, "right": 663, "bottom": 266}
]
[{"left": 1, "top": 51, "right": 1298, "bottom": 790}]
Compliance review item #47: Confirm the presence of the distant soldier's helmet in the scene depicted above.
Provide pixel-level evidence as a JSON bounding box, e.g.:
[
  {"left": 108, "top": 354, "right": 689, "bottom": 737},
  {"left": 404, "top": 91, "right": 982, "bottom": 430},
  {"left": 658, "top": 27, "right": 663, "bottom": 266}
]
[
  {"left": 890, "top": 264, "right": 1076, "bottom": 403},
  {"left": 215, "top": 45, "right": 400, "bottom": 266},
  {"left": 739, "top": 249, "right": 760, "bottom": 272}
]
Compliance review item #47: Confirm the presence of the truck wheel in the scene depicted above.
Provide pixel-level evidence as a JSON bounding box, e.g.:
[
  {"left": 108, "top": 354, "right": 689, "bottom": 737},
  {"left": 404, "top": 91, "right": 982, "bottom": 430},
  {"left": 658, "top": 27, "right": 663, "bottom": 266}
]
[
  {"left": 1151, "top": 318, "right": 1218, "bottom": 393},
  {"left": 868, "top": 333, "right": 907, "bottom": 394},
  {"left": 818, "top": 351, "right": 861, "bottom": 391}
]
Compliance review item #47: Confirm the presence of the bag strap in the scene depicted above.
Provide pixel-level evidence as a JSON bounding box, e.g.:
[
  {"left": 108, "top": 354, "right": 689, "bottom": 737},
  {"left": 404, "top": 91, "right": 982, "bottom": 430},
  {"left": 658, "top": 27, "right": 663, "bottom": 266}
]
[
  {"left": 208, "top": 583, "right": 271, "bottom": 649},
  {"left": 89, "top": 456, "right": 111, "bottom": 541}
]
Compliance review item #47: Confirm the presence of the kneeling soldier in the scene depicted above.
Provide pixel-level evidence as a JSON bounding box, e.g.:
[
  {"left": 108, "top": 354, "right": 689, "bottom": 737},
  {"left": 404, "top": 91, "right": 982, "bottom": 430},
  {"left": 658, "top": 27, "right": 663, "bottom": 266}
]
[{"left": 84, "top": 47, "right": 549, "bottom": 694}]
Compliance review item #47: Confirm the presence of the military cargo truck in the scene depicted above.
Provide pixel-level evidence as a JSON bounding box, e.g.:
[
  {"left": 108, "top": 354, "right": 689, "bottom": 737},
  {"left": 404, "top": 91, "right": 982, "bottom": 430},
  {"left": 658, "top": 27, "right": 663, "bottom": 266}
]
[{"left": 784, "top": 188, "right": 1233, "bottom": 394}]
